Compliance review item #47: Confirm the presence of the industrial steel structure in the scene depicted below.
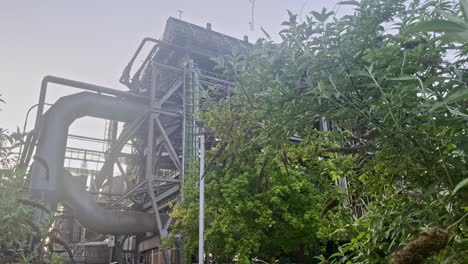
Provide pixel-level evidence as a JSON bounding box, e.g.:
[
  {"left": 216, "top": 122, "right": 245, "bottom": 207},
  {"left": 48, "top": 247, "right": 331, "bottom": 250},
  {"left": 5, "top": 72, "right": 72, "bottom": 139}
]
[{"left": 22, "top": 17, "right": 251, "bottom": 263}]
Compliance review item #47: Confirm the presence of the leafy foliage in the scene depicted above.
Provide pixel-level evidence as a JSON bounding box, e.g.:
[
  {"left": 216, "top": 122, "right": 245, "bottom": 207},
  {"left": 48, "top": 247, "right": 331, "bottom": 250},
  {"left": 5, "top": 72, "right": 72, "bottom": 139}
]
[
  {"left": 171, "top": 0, "right": 468, "bottom": 263},
  {"left": 0, "top": 0, "right": 466, "bottom": 263},
  {"left": 0, "top": 167, "right": 35, "bottom": 258},
  {"left": 409, "top": 0, "right": 468, "bottom": 42},
  {"left": 0, "top": 95, "right": 64, "bottom": 263}
]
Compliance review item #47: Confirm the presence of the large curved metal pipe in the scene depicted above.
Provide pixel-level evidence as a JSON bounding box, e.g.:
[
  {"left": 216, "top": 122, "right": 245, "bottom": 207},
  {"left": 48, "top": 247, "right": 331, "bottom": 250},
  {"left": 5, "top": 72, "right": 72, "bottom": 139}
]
[
  {"left": 19, "top": 76, "right": 149, "bottom": 168},
  {"left": 30, "top": 92, "right": 158, "bottom": 234},
  {"left": 61, "top": 170, "right": 157, "bottom": 235},
  {"left": 31, "top": 92, "right": 146, "bottom": 203}
]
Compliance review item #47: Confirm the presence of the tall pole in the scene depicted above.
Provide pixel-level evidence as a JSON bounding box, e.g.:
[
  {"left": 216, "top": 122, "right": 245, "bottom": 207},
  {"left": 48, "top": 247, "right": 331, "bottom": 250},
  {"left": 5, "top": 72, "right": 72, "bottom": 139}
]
[{"left": 198, "top": 126, "right": 205, "bottom": 264}]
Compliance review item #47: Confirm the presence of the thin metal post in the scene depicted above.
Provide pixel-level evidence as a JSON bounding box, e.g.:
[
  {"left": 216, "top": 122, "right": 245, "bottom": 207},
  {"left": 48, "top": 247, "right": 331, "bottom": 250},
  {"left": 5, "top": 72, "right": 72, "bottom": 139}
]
[{"left": 198, "top": 126, "right": 205, "bottom": 264}]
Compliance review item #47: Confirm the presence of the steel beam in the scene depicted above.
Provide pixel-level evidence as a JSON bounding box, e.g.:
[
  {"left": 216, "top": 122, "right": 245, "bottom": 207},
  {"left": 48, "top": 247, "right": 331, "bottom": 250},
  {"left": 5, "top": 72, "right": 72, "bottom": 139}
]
[
  {"left": 147, "top": 65, "right": 171, "bottom": 264},
  {"left": 159, "top": 78, "right": 183, "bottom": 106},
  {"left": 109, "top": 180, "right": 147, "bottom": 208},
  {"left": 155, "top": 117, "right": 182, "bottom": 170},
  {"left": 153, "top": 177, "right": 181, "bottom": 183},
  {"left": 142, "top": 185, "right": 181, "bottom": 210},
  {"left": 95, "top": 112, "right": 149, "bottom": 188}
]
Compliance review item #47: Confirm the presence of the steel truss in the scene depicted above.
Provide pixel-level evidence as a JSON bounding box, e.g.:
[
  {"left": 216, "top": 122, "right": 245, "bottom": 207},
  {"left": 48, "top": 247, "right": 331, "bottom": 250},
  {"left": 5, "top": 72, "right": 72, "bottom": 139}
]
[{"left": 22, "top": 32, "right": 236, "bottom": 263}]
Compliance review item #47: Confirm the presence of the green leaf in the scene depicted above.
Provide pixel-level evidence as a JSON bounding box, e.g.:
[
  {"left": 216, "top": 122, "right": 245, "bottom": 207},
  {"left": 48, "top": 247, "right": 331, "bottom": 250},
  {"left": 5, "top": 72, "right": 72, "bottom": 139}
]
[
  {"left": 439, "top": 11, "right": 468, "bottom": 28},
  {"left": 453, "top": 178, "right": 468, "bottom": 195},
  {"left": 447, "top": 107, "right": 468, "bottom": 119},
  {"left": 310, "top": 11, "right": 323, "bottom": 22},
  {"left": 446, "top": 87, "right": 468, "bottom": 102},
  {"left": 461, "top": 0, "right": 468, "bottom": 21},
  {"left": 339, "top": 0, "right": 360, "bottom": 6},
  {"left": 387, "top": 76, "right": 418, "bottom": 81},
  {"left": 444, "top": 30, "right": 468, "bottom": 42},
  {"left": 407, "top": 20, "right": 468, "bottom": 33}
]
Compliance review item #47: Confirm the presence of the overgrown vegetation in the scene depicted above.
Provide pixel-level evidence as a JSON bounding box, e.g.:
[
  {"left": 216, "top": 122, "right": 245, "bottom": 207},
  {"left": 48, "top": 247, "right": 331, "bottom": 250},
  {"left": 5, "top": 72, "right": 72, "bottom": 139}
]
[
  {"left": 0, "top": 96, "right": 64, "bottom": 264},
  {"left": 172, "top": 0, "right": 468, "bottom": 263}
]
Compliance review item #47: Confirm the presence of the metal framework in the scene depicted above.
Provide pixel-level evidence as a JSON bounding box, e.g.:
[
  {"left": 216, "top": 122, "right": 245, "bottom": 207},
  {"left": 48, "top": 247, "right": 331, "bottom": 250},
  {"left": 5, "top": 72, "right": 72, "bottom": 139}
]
[
  {"left": 23, "top": 17, "right": 371, "bottom": 264},
  {"left": 117, "top": 45, "right": 235, "bottom": 264},
  {"left": 22, "top": 17, "right": 247, "bottom": 264}
]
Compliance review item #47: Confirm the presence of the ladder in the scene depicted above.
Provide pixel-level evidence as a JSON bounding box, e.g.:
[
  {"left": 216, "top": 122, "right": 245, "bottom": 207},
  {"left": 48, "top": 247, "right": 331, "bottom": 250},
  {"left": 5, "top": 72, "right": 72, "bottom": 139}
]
[{"left": 182, "top": 62, "right": 200, "bottom": 180}]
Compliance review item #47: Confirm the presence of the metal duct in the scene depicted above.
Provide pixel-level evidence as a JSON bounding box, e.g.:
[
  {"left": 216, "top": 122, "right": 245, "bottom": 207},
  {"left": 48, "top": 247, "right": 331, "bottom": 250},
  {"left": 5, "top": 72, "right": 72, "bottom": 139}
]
[
  {"left": 62, "top": 170, "right": 157, "bottom": 235},
  {"left": 30, "top": 92, "right": 158, "bottom": 234}
]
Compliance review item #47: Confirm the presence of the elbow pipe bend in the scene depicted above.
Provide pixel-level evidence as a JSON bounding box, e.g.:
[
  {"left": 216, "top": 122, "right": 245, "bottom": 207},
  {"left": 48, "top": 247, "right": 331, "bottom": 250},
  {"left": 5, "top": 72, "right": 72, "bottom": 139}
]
[
  {"left": 31, "top": 92, "right": 157, "bottom": 234},
  {"left": 61, "top": 170, "right": 157, "bottom": 235}
]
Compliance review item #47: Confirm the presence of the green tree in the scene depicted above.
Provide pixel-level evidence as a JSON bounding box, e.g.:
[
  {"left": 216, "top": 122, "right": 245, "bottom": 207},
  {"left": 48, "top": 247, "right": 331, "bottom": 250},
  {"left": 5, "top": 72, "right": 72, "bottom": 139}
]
[{"left": 172, "top": 0, "right": 467, "bottom": 263}]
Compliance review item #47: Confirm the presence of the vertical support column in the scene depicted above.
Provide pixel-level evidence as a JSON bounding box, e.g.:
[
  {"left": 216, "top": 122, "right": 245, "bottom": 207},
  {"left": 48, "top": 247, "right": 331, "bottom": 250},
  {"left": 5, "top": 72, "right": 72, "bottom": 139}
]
[
  {"left": 146, "top": 64, "right": 171, "bottom": 264},
  {"left": 146, "top": 114, "right": 165, "bottom": 232},
  {"left": 319, "top": 117, "right": 329, "bottom": 131},
  {"left": 198, "top": 124, "right": 205, "bottom": 264},
  {"left": 110, "top": 121, "right": 118, "bottom": 170},
  {"left": 175, "top": 233, "right": 184, "bottom": 264},
  {"left": 105, "top": 120, "right": 119, "bottom": 194}
]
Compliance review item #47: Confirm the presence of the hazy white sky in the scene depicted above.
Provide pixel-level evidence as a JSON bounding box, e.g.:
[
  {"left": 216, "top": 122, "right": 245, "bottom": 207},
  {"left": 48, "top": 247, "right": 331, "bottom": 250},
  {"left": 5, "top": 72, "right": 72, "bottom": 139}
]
[{"left": 0, "top": 0, "right": 345, "bottom": 133}]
